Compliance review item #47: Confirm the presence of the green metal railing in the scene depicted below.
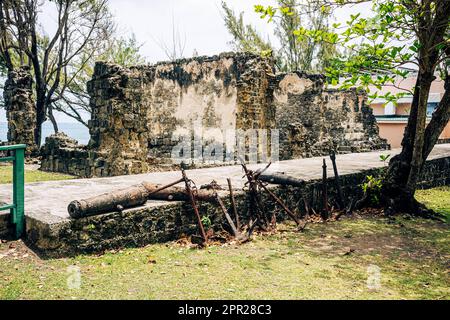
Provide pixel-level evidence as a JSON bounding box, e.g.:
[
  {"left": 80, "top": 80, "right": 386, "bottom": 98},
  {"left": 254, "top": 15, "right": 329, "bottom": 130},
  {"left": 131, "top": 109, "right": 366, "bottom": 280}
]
[{"left": 0, "top": 144, "right": 25, "bottom": 238}]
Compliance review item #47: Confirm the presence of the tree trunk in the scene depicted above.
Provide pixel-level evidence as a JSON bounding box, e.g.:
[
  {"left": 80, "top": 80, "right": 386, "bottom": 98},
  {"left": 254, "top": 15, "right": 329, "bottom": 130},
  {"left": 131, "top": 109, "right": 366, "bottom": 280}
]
[
  {"left": 380, "top": 0, "right": 450, "bottom": 217},
  {"left": 34, "top": 94, "right": 46, "bottom": 148},
  {"left": 382, "top": 70, "right": 439, "bottom": 217},
  {"left": 423, "top": 77, "right": 450, "bottom": 159},
  {"left": 406, "top": 70, "right": 434, "bottom": 192},
  {"left": 48, "top": 105, "right": 59, "bottom": 134},
  {"left": 382, "top": 73, "right": 449, "bottom": 218}
]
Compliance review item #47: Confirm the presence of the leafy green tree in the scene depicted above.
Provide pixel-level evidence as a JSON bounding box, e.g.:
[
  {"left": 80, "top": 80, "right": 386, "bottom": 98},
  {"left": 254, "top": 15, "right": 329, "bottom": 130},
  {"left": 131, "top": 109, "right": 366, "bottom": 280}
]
[
  {"left": 257, "top": 0, "right": 450, "bottom": 217},
  {"left": 273, "top": 0, "right": 338, "bottom": 72},
  {"left": 52, "top": 35, "right": 145, "bottom": 126},
  {"left": 221, "top": 1, "right": 273, "bottom": 56},
  {"left": 0, "top": 0, "right": 114, "bottom": 144},
  {"left": 222, "top": 0, "right": 338, "bottom": 72}
]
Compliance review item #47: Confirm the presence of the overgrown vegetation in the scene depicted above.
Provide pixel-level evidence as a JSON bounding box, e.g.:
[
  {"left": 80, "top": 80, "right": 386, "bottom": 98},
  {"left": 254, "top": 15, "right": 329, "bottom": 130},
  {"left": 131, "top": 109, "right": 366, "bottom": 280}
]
[
  {"left": 361, "top": 175, "right": 383, "bottom": 206},
  {"left": 0, "top": 187, "right": 448, "bottom": 300}
]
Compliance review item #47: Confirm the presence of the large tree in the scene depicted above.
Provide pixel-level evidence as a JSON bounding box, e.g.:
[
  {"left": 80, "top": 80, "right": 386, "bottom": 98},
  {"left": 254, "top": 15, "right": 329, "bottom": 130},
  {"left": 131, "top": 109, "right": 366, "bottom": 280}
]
[
  {"left": 222, "top": 0, "right": 339, "bottom": 72},
  {"left": 0, "top": 0, "right": 112, "bottom": 145},
  {"left": 221, "top": 1, "right": 273, "bottom": 56},
  {"left": 257, "top": 0, "right": 450, "bottom": 217},
  {"left": 51, "top": 35, "right": 144, "bottom": 126}
]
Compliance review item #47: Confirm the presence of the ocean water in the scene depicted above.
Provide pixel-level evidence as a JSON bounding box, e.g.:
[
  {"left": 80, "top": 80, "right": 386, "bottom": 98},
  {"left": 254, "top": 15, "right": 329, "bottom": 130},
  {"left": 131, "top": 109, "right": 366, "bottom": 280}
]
[{"left": 0, "top": 122, "right": 90, "bottom": 145}]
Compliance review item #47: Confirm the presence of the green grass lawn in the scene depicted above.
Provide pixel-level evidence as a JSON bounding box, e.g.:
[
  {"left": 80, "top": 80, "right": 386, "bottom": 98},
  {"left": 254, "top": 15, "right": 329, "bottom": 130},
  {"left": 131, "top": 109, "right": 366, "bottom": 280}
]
[
  {"left": 0, "top": 186, "right": 448, "bottom": 300},
  {"left": 0, "top": 165, "right": 74, "bottom": 184},
  {"left": 416, "top": 186, "right": 450, "bottom": 222}
]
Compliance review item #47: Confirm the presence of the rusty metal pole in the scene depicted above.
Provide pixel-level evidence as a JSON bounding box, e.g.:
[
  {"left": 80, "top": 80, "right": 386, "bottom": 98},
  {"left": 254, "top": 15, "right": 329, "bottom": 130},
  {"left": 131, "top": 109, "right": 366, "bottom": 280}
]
[
  {"left": 329, "top": 150, "right": 345, "bottom": 209},
  {"left": 146, "top": 178, "right": 184, "bottom": 197},
  {"left": 215, "top": 193, "right": 241, "bottom": 238},
  {"left": 240, "top": 161, "right": 268, "bottom": 227},
  {"left": 181, "top": 169, "right": 208, "bottom": 243},
  {"left": 322, "top": 159, "right": 329, "bottom": 220},
  {"left": 258, "top": 182, "right": 300, "bottom": 226},
  {"left": 227, "top": 178, "right": 240, "bottom": 230}
]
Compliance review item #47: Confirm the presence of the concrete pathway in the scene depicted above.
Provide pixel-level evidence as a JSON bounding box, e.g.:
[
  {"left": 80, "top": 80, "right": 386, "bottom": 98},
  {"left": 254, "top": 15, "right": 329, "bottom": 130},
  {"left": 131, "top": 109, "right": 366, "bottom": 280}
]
[{"left": 1, "top": 144, "right": 449, "bottom": 221}]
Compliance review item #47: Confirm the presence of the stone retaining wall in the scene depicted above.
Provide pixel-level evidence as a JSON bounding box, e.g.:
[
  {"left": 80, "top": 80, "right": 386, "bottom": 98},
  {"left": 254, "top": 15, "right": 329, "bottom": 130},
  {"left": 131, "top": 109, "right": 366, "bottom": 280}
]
[{"left": 25, "top": 155, "right": 450, "bottom": 258}]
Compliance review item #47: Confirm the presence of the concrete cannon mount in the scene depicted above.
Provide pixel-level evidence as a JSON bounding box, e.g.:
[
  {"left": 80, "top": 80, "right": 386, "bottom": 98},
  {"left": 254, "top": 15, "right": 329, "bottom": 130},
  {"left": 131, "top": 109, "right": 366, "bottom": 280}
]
[{"left": 1, "top": 145, "right": 450, "bottom": 258}]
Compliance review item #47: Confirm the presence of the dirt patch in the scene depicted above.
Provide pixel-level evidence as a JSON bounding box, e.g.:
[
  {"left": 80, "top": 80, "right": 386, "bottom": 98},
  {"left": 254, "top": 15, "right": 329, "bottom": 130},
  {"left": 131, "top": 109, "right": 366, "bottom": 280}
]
[{"left": 0, "top": 240, "right": 41, "bottom": 264}]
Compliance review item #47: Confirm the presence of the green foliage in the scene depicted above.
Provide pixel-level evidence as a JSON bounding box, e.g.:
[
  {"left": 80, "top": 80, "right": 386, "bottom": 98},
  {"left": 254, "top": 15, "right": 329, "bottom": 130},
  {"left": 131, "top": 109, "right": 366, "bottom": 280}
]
[
  {"left": 274, "top": 0, "right": 339, "bottom": 72},
  {"left": 379, "top": 154, "right": 391, "bottom": 165},
  {"left": 361, "top": 175, "right": 383, "bottom": 206},
  {"left": 201, "top": 216, "right": 212, "bottom": 230},
  {"left": 223, "top": 1, "right": 339, "bottom": 72},
  {"left": 256, "top": 0, "right": 450, "bottom": 104},
  {"left": 221, "top": 2, "right": 273, "bottom": 56},
  {"left": 100, "top": 34, "right": 145, "bottom": 67}
]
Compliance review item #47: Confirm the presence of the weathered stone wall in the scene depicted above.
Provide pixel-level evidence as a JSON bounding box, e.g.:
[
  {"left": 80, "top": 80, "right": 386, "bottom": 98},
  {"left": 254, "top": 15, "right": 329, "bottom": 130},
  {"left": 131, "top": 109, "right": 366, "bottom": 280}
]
[
  {"left": 40, "top": 52, "right": 387, "bottom": 177},
  {"left": 86, "top": 53, "right": 276, "bottom": 174},
  {"left": 41, "top": 53, "right": 278, "bottom": 176},
  {"left": 25, "top": 155, "right": 450, "bottom": 258},
  {"left": 40, "top": 133, "right": 96, "bottom": 176},
  {"left": 3, "top": 67, "right": 38, "bottom": 156},
  {"left": 274, "top": 72, "right": 388, "bottom": 160}
]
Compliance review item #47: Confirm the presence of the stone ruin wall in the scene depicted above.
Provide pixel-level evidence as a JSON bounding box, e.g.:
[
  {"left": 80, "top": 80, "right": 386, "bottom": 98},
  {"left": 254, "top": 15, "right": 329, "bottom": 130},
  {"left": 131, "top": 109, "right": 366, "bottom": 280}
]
[
  {"left": 2, "top": 67, "right": 38, "bottom": 156},
  {"left": 274, "top": 72, "right": 388, "bottom": 160},
  {"left": 86, "top": 53, "right": 275, "bottom": 174},
  {"left": 40, "top": 52, "right": 388, "bottom": 177}
]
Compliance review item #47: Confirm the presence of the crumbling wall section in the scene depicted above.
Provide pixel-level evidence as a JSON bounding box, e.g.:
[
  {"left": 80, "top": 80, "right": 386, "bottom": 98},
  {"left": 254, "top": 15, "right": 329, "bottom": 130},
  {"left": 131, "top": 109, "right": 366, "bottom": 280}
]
[
  {"left": 85, "top": 53, "right": 275, "bottom": 173},
  {"left": 40, "top": 133, "right": 99, "bottom": 177},
  {"left": 3, "top": 67, "right": 38, "bottom": 156},
  {"left": 87, "top": 63, "right": 150, "bottom": 176},
  {"left": 41, "top": 53, "right": 277, "bottom": 177},
  {"left": 274, "top": 72, "right": 389, "bottom": 160}
]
